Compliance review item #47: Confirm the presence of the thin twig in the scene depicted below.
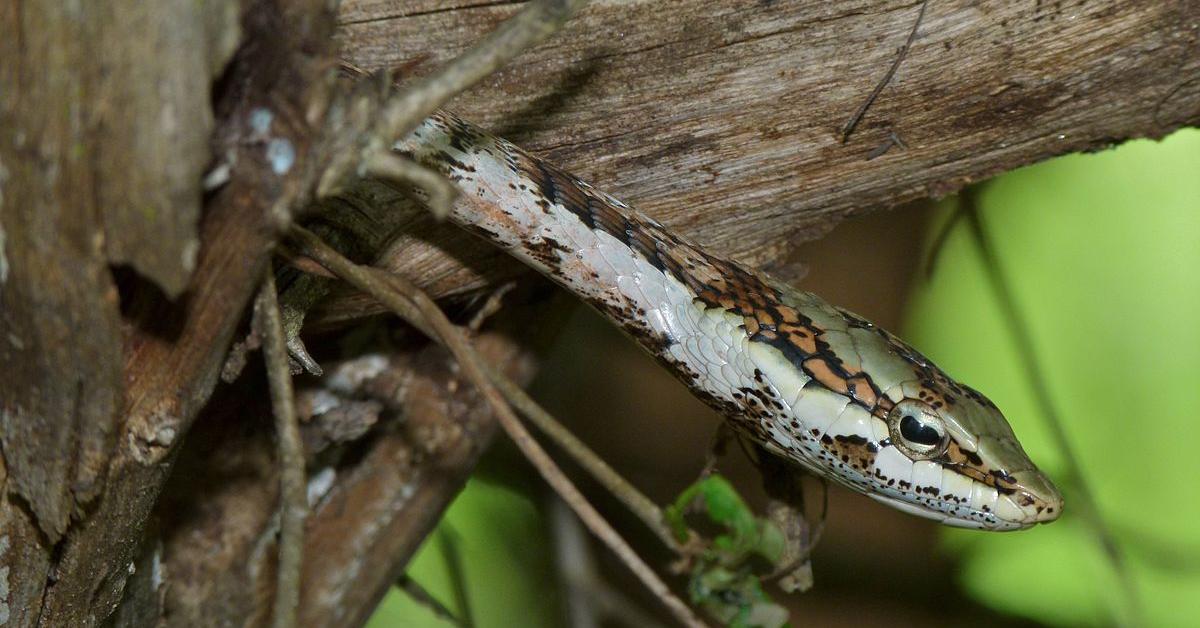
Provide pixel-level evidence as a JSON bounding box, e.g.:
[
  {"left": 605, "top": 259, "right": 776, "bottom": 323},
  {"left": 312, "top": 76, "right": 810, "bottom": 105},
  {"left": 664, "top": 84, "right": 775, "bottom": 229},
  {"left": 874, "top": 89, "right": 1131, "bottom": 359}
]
[
  {"left": 485, "top": 368, "right": 684, "bottom": 552},
  {"left": 755, "top": 444, "right": 822, "bottom": 589},
  {"left": 396, "top": 575, "right": 467, "bottom": 628},
  {"left": 553, "top": 498, "right": 603, "bottom": 628},
  {"left": 923, "top": 201, "right": 969, "bottom": 279},
  {"left": 319, "top": 0, "right": 586, "bottom": 199},
  {"left": 365, "top": 151, "right": 459, "bottom": 220},
  {"left": 437, "top": 528, "right": 476, "bottom": 628},
  {"left": 283, "top": 245, "right": 686, "bottom": 552},
  {"left": 467, "top": 282, "right": 517, "bottom": 332},
  {"left": 254, "top": 269, "right": 308, "bottom": 628},
  {"left": 369, "top": 0, "right": 588, "bottom": 152},
  {"left": 839, "top": 0, "right": 929, "bottom": 142},
  {"left": 551, "top": 500, "right": 669, "bottom": 628},
  {"left": 286, "top": 227, "right": 708, "bottom": 628},
  {"left": 954, "top": 189, "right": 1143, "bottom": 628},
  {"left": 700, "top": 422, "right": 735, "bottom": 479},
  {"left": 865, "top": 129, "right": 907, "bottom": 160}
]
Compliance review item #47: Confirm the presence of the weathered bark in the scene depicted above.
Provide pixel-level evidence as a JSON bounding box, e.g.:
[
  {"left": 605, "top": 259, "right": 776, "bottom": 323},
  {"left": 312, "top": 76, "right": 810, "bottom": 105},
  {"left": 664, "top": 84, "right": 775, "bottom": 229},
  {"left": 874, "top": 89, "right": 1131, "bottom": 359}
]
[
  {"left": 0, "top": 1, "right": 238, "bottom": 624},
  {"left": 0, "top": 0, "right": 237, "bottom": 548},
  {"left": 0, "top": 0, "right": 1195, "bottom": 626},
  {"left": 1, "top": 0, "right": 344, "bottom": 623},
  {"left": 110, "top": 327, "right": 537, "bottom": 627},
  {"left": 325, "top": 0, "right": 1200, "bottom": 319}
]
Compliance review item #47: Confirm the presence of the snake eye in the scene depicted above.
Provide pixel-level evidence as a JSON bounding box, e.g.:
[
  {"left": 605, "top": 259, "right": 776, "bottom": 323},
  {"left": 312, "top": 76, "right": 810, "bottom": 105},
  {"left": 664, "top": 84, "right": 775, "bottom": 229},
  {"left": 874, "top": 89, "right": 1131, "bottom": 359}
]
[
  {"left": 888, "top": 400, "right": 948, "bottom": 459},
  {"left": 900, "top": 415, "right": 941, "bottom": 446}
]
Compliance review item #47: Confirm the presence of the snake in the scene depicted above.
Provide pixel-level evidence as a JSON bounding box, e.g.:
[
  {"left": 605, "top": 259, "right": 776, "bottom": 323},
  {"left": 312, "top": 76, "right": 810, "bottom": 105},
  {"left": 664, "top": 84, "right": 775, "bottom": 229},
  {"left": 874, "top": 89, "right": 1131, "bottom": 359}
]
[{"left": 393, "top": 111, "right": 1063, "bottom": 531}]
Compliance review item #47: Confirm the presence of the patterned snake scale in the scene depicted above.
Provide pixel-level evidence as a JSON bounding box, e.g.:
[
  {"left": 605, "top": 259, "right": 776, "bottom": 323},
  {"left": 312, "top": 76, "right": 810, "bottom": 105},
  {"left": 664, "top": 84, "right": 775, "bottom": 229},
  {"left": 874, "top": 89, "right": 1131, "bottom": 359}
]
[{"left": 394, "top": 111, "right": 1063, "bottom": 530}]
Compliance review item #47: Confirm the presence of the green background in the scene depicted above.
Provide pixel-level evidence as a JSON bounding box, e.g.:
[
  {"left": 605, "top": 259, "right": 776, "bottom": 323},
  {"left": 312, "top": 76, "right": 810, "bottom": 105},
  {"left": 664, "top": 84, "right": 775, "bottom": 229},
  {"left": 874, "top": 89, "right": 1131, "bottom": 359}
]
[{"left": 909, "top": 129, "right": 1200, "bottom": 627}]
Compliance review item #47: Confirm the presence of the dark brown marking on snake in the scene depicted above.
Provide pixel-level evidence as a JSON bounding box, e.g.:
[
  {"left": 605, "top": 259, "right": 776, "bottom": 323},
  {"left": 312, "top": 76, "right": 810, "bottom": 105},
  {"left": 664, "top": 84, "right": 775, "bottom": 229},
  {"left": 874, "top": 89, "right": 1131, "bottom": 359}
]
[
  {"left": 839, "top": 308, "right": 876, "bottom": 330},
  {"left": 518, "top": 153, "right": 594, "bottom": 228},
  {"left": 524, "top": 236, "right": 570, "bottom": 268},
  {"left": 440, "top": 113, "right": 488, "bottom": 154},
  {"left": 436, "top": 150, "right": 474, "bottom": 174},
  {"left": 575, "top": 287, "right": 677, "bottom": 360},
  {"left": 936, "top": 439, "right": 1018, "bottom": 494},
  {"left": 460, "top": 223, "right": 501, "bottom": 242},
  {"left": 821, "top": 433, "right": 879, "bottom": 472}
]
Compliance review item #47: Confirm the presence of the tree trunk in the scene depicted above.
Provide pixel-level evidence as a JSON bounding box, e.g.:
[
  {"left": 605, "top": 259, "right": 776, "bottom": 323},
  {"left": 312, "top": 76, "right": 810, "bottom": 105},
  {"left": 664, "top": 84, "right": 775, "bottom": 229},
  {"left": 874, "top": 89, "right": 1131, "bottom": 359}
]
[{"left": 0, "top": 0, "right": 1196, "bottom": 625}]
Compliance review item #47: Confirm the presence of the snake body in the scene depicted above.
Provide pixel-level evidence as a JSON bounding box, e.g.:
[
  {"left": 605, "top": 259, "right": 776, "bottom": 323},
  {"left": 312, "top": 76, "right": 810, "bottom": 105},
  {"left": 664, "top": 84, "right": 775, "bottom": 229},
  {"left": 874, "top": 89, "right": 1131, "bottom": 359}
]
[{"left": 395, "top": 111, "right": 1062, "bottom": 531}]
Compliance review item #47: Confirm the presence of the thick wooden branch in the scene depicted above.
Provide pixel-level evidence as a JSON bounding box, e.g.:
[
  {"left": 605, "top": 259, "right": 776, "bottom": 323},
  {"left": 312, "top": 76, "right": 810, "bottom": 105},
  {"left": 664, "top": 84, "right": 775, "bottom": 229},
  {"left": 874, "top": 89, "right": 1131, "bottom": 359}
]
[
  {"left": 0, "top": 1, "right": 238, "bottom": 623},
  {"left": 333, "top": 0, "right": 1200, "bottom": 301},
  {"left": 0, "top": 0, "right": 348, "bottom": 623}
]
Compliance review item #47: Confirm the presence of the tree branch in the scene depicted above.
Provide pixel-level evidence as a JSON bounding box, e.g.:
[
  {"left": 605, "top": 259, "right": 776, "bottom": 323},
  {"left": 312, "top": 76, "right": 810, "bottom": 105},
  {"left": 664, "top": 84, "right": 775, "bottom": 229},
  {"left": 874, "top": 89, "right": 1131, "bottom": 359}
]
[{"left": 326, "top": 0, "right": 1200, "bottom": 318}]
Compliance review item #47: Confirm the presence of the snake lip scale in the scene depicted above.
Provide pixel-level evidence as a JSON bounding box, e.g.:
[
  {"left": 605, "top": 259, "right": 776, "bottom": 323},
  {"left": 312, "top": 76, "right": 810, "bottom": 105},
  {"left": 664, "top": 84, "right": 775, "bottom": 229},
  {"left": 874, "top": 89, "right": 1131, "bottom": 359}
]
[{"left": 394, "top": 111, "right": 1064, "bottom": 531}]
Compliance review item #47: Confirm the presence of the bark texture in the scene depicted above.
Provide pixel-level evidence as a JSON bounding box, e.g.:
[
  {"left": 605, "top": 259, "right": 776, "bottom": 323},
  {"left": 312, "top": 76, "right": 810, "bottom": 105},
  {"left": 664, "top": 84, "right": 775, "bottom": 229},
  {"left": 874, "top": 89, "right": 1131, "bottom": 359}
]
[
  {"left": 128, "top": 328, "right": 537, "bottom": 627},
  {"left": 0, "top": 0, "right": 1195, "bottom": 626},
  {"left": 328, "top": 0, "right": 1200, "bottom": 315}
]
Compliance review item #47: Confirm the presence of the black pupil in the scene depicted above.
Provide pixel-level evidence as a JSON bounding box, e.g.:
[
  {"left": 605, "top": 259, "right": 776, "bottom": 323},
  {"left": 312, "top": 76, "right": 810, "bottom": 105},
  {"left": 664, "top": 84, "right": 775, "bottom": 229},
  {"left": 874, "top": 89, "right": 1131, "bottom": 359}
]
[{"left": 900, "top": 414, "right": 941, "bottom": 446}]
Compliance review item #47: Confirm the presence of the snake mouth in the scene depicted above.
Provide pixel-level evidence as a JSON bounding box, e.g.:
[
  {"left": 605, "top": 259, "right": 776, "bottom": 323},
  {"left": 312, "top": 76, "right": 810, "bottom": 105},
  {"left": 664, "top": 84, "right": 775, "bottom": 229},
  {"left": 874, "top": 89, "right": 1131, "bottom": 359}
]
[
  {"left": 866, "top": 478, "right": 1064, "bottom": 531},
  {"left": 866, "top": 492, "right": 1026, "bottom": 530},
  {"left": 1007, "top": 470, "right": 1065, "bottom": 525}
]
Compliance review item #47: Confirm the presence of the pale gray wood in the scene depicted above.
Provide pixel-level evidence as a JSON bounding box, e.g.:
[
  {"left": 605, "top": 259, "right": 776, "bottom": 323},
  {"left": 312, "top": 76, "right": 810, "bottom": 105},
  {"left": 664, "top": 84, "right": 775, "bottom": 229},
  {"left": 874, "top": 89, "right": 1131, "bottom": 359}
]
[{"left": 339, "top": 0, "right": 1200, "bottom": 272}]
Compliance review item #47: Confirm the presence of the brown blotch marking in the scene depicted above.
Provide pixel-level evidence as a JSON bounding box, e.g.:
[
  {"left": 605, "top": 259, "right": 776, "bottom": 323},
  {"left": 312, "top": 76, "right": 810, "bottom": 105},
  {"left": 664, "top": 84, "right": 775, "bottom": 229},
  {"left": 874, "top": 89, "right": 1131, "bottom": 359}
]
[
  {"left": 818, "top": 433, "right": 878, "bottom": 472},
  {"left": 779, "top": 324, "right": 818, "bottom": 354},
  {"left": 753, "top": 309, "right": 777, "bottom": 331},
  {"left": 938, "top": 440, "right": 1017, "bottom": 494},
  {"left": 845, "top": 373, "right": 881, "bottom": 410},
  {"left": 919, "top": 387, "right": 950, "bottom": 409},
  {"left": 803, "top": 357, "right": 850, "bottom": 395},
  {"left": 755, "top": 328, "right": 780, "bottom": 342},
  {"left": 524, "top": 236, "right": 570, "bottom": 268}
]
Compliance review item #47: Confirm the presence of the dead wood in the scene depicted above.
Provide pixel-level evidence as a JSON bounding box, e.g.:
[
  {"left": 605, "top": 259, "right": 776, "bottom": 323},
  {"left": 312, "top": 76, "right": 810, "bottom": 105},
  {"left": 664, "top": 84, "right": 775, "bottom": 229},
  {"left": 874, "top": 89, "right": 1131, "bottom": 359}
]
[
  {"left": 326, "top": 0, "right": 1200, "bottom": 318},
  {"left": 120, "top": 328, "right": 537, "bottom": 627}
]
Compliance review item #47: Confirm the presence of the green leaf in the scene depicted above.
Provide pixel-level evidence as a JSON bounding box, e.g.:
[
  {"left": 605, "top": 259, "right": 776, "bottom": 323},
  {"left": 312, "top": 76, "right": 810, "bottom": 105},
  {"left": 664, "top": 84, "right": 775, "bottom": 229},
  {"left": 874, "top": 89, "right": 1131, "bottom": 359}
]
[{"left": 667, "top": 474, "right": 791, "bottom": 627}]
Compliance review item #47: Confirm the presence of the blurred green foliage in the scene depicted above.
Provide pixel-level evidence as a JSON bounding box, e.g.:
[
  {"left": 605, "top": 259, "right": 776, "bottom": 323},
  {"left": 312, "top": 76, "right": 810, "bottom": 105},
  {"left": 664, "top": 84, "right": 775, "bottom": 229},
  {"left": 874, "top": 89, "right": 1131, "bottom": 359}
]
[
  {"left": 904, "top": 129, "right": 1200, "bottom": 627},
  {"left": 666, "top": 475, "right": 789, "bottom": 627},
  {"left": 366, "top": 475, "right": 558, "bottom": 628}
]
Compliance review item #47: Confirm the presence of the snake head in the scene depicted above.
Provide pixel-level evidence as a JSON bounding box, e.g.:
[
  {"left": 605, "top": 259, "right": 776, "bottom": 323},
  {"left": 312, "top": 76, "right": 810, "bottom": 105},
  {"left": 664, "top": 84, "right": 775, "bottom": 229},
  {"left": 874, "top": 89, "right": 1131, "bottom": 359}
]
[
  {"left": 866, "top": 389, "right": 1064, "bottom": 530},
  {"left": 747, "top": 285, "right": 1064, "bottom": 531}
]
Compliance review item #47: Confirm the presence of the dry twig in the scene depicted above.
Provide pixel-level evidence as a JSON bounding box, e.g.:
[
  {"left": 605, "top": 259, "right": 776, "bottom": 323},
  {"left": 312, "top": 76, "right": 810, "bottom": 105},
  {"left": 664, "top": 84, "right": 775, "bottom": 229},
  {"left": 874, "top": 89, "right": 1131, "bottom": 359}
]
[
  {"left": 839, "top": 0, "right": 930, "bottom": 142},
  {"left": 286, "top": 227, "right": 708, "bottom": 628},
  {"left": 396, "top": 574, "right": 468, "bottom": 628},
  {"left": 467, "top": 282, "right": 517, "bottom": 332},
  {"left": 552, "top": 499, "right": 669, "bottom": 628},
  {"left": 253, "top": 269, "right": 309, "bottom": 628},
  {"left": 365, "top": 151, "right": 460, "bottom": 219},
  {"left": 485, "top": 369, "right": 685, "bottom": 553},
  {"left": 367, "top": 0, "right": 588, "bottom": 150},
  {"left": 318, "top": 0, "right": 588, "bottom": 199}
]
